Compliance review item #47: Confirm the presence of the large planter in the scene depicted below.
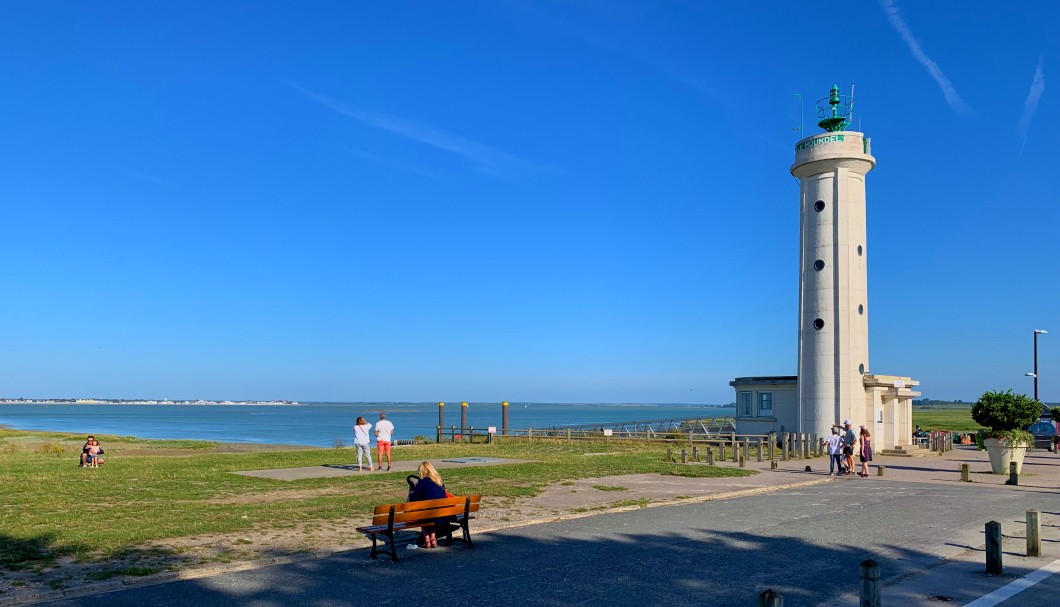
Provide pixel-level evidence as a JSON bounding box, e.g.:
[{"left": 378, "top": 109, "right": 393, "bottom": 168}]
[{"left": 983, "top": 438, "right": 1029, "bottom": 474}]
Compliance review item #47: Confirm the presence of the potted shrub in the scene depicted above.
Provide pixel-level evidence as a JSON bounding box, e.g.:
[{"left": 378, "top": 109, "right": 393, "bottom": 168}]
[{"left": 971, "top": 390, "right": 1039, "bottom": 474}]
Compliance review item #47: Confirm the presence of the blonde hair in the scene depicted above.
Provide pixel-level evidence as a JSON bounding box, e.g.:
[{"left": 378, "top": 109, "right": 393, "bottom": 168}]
[{"left": 417, "top": 461, "right": 443, "bottom": 486}]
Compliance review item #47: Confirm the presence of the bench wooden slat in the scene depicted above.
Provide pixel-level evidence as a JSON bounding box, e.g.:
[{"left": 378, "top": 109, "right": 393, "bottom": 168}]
[{"left": 357, "top": 495, "right": 482, "bottom": 562}]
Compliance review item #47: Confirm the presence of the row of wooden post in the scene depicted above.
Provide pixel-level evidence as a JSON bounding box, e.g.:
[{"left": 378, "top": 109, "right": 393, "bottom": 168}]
[{"left": 435, "top": 401, "right": 510, "bottom": 443}]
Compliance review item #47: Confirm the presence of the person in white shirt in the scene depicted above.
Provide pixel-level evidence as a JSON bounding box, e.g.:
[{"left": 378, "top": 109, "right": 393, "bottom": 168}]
[
  {"left": 375, "top": 411, "right": 395, "bottom": 471},
  {"left": 826, "top": 427, "right": 844, "bottom": 475},
  {"left": 352, "top": 416, "right": 374, "bottom": 471}
]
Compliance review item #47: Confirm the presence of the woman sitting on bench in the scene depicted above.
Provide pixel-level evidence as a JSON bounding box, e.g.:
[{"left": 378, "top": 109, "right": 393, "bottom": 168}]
[{"left": 408, "top": 461, "right": 454, "bottom": 549}]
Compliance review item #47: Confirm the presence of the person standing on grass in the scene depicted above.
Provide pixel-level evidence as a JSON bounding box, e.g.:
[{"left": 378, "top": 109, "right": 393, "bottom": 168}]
[
  {"left": 352, "top": 416, "right": 374, "bottom": 471},
  {"left": 375, "top": 411, "right": 395, "bottom": 471},
  {"left": 827, "top": 427, "right": 844, "bottom": 475}
]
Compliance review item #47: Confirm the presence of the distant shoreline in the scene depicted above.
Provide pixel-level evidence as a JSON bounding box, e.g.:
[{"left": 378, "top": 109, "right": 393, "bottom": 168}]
[{"left": 0, "top": 400, "right": 300, "bottom": 406}]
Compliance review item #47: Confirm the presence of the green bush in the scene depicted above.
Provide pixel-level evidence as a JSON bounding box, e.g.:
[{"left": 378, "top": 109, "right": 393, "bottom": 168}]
[{"left": 971, "top": 390, "right": 1040, "bottom": 446}]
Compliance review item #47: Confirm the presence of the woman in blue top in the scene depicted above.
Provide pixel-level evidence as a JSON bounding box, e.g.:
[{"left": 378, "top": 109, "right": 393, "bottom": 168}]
[{"left": 408, "top": 461, "right": 454, "bottom": 548}]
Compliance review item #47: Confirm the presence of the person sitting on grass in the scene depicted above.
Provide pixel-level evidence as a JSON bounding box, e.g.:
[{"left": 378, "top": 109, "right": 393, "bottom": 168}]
[
  {"left": 407, "top": 461, "right": 454, "bottom": 549},
  {"left": 80, "top": 435, "right": 96, "bottom": 467},
  {"left": 85, "top": 439, "right": 104, "bottom": 468}
]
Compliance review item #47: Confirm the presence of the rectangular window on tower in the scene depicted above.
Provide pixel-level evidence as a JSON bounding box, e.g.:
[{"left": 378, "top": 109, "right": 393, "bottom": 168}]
[
  {"left": 738, "top": 392, "right": 752, "bottom": 417},
  {"left": 758, "top": 392, "right": 774, "bottom": 417}
]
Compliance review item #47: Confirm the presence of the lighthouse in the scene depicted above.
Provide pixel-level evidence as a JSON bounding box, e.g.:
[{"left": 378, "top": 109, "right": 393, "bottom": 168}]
[
  {"left": 730, "top": 85, "right": 919, "bottom": 451},
  {"left": 792, "top": 85, "right": 873, "bottom": 440}
]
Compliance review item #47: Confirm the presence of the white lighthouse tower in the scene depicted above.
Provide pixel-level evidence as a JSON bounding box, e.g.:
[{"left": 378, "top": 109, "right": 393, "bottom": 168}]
[
  {"left": 792, "top": 85, "right": 872, "bottom": 440},
  {"left": 730, "top": 85, "right": 919, "bottom": 451}
]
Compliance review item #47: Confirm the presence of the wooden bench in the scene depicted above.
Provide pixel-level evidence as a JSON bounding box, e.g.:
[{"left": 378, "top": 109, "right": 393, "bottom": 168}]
[{"left": 356, "top": 495, "right": 481, "bottom": 562}]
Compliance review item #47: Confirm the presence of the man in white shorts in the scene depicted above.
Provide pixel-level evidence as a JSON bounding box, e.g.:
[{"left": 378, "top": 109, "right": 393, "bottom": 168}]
[{"left": 375, "top": 412, "right": 395, "bottom": 471}]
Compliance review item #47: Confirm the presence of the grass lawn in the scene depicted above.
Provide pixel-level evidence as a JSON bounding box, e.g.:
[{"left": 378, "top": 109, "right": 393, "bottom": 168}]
[
  {"left": 912, "top": 408, "right": 980, "bottom": 431},
  {"left": 0, "top": 429, "right": 754, "bottom": 570}
]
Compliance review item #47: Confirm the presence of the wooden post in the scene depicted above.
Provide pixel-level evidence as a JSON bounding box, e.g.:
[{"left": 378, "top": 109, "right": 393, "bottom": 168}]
[
  {"left": 742, "top": 438, "right": 749, "bottom": 463},
  {"left": 757, "top": 589, "right": 782, "bottom": 607},
  {"left": 770, "top": 459, "right": 778, "bottom": 470},
  {"left": 469, "top": 426, "right": 474, "bottom": 444},
  {"left": 706, "top": 447, "right": 715, "bottom": 466},
  {"left": 667, "top": 448, "right": 673, "bottom": 462},
  {"left": 757, "top": 438, "right": 764, "bottom": 462},
  {"left": 438, "top": 402, "right": 445, "bottom": 435},
  {"left": 1027, "top": 510, "right": 1041, "bottom": 557},
  {"left": 692, "top": 446, "right": 699, "bottom": 462},
  {"left": 567, "top": 428, "right": 572, "bottom": 442},
  {"left": 527, "top": 428, "right": 533, "bottom": 443},
  {"left": 876, "top": 465, "right": 885, "bottom": 476},
  {"left": 501, "top": 401, "right": 509, "bottom": 435},
  {"left": 739, "top": 455, "right": 745, "bottom": 468},
  {"left": 1007, "top": 461, "right": 1019, "bottom": 486},
  {"left": 960, "top": 463, "right": 970, "bottom": 482},
  {"left": 985, "top": 521, "right": 1003, "bottom": 574},
  {"left": 719, "top": 443, "right": 726, "bottom": 461},
  {"left": 768, "top": 433, "right": 775, "bottom": 461},
  {"left": 681, "top": 449, "right": 687, "bottom": 464},
  {"left": 781, "top": 434, "right": 788, "bottom": 461},
  {"left": 859, "top": 559, "right": 881, "bottom": 607},
  {"left": 802, "top": 433, "right": 809, "bottom": 459},
  {"left": 731, "top": 435, "right": 738, "bottom": 462},
  {"left": 688, "top": 430, "right": 694, "bottom": 448}
]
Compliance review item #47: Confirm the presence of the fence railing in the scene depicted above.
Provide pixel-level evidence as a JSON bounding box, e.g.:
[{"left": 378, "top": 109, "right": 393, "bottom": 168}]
[{"left": 434, "top": 426, "right": 826, "bottom": 461}]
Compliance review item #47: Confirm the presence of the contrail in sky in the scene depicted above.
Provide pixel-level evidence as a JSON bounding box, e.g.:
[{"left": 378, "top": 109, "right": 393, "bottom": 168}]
[
  {"left": 880, "top": 0, "right": 972, "bottom": 115},
  {"left": 1018, "top": 56, "right": 1046, "bottom": 158},
  {"left": 291, "top": 83, "right": 532, "bottom": 173}
]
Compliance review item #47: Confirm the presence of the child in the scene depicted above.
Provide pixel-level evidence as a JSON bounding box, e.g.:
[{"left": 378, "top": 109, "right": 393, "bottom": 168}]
[{"left": 85, "top": 439, "right": 103, "bottom": 468}]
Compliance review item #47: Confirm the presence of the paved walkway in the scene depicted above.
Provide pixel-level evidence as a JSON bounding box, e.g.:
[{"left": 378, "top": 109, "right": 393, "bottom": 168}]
[{"left": 4, "top": 444, "right": 1058, "bottom": 606}]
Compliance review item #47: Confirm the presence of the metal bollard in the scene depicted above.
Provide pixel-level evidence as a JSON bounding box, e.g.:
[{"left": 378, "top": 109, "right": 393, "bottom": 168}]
[
  {"left": 960, "top": 463, "right": 970, "bottom": 482},
  {"left": 859, "top": 559, "right": 881, "bottom": 607},
  {"left": 1027, "top": 510, "right": 1041, "bottom": 557},
  {"left": 757, "top": 589, "right": 783, "bottom": 606},
  {"left": 985, "top": 521, "right": 1003, "bottom": 574}
]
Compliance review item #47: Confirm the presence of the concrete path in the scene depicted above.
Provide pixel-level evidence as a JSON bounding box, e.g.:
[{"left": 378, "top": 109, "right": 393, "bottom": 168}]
[
  {"left": 33, "top": 479, "right": 1060, "bottom": 607},
  {"left": 8, "top": 444, "right": 1059, "bottom": 606}
]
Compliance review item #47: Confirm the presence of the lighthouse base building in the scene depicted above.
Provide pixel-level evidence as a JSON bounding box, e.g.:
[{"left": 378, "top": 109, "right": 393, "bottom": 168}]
[{"left": 731, "top": 86, "right": 919, "bottom": 452}]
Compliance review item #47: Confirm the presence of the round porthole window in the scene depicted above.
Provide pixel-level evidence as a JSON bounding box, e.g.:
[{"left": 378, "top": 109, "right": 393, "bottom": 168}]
[
  {"left": 858, "top": 304, "right": 864, "bottom": 315},
  {"left": 814, "top": 259, "right": 825, "bottom": 271},
  {"left": 857, "top": 245, "right": 863, "bottom": 256},
  {"left": 859, "top": 363, "right": 865, "bottom": 375},
  {"left": 814, "top": 200, "right": 825, "bottom": 212},
  {"left": 813, "top": 318, "right": 825, "bottom": 330}
]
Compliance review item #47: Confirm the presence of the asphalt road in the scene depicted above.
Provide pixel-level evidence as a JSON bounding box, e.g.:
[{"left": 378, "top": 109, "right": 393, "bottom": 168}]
[{"left": 40, "top": 480, "right": 1059, "bottom": 607}]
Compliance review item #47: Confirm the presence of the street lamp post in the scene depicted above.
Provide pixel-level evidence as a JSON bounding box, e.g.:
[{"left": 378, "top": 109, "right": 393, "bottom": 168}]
[{"left": 1033, "top": 329, "right": 1048, "bottom": 401}]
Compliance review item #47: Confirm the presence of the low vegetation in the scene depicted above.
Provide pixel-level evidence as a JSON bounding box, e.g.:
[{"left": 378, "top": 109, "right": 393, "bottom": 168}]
[{"left": 0, "top": 428, "right": 754, "bottom": 571}]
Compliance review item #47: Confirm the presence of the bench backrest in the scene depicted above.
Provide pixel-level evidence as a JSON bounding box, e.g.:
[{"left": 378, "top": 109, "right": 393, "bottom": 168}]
[{"left": 371, "top": 495, "right": 481, "bottom": 526}]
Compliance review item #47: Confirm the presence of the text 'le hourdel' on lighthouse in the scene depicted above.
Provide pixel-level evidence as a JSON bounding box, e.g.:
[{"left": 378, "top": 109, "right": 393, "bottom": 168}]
[{"left": 730, "top": 85, "right": 919, "bottom": 452}]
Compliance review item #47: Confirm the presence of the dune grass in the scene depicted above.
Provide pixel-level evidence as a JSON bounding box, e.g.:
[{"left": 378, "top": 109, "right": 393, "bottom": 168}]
[
  {"left": 912, "top": 408, "right": 980, "bottom": 431},
  {"left": 0, "top": 428, "right": 754, "bottom": 568}
]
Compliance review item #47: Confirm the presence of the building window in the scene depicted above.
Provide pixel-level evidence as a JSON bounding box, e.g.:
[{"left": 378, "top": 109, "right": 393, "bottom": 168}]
[
  {"left": 858, "top": 304, "right": 864, "bottom": 315},
  {"left": 738, "top": 391, "right": 752, "bottom": 417},
  {"left": 857, "top": 245, "right": 863, "bottom": 256},
  {"left": 758, "top": 392, "right": 774, "bottom": 417},
  {"left": 814, "top": 200, "right": 825, "bottom": 212},
  {"left": 814, "top": 259, "right": 825, "bottom": 271},
  {"left": 814, "top": 318, "right": 825, "bottom": 330},
  {"left": 859, "top": 363, "right": 866, "bottom": 375}
]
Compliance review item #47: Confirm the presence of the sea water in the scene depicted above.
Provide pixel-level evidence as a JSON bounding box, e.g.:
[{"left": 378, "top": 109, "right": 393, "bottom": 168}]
[{"left": 0, "top": 402, "right": 735, "bottom": 448}]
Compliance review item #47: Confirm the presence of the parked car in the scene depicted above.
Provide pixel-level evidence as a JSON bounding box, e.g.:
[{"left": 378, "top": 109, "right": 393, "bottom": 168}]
[{"left": 1026, "top": 421, "right": 1058, "bottom": 452}]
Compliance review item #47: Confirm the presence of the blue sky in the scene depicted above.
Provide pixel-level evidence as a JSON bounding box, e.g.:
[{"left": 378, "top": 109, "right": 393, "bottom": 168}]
[{"left": 1, "top": 1, "right": 1057, "bottom": 403}]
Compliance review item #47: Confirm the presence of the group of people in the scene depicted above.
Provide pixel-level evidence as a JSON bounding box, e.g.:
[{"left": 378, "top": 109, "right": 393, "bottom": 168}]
[
  {"left": 352, "top": 412, "right": 395, "bottom": 471},
  {"left": 826, "top": 419, "right": 873, "bottom": 477},
  {"left": 79, "top": 435, "right": 105, "bottom": 467}
]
